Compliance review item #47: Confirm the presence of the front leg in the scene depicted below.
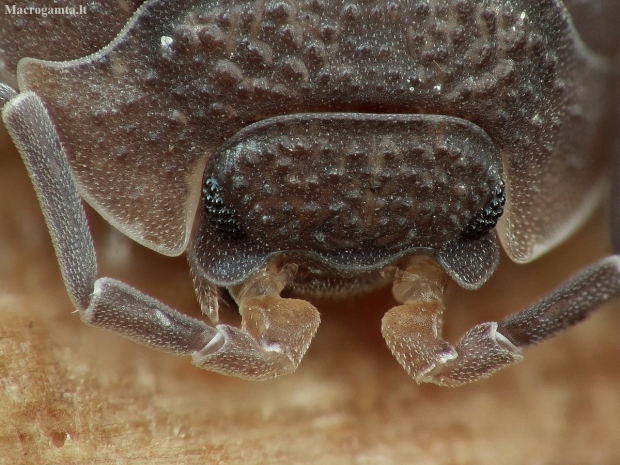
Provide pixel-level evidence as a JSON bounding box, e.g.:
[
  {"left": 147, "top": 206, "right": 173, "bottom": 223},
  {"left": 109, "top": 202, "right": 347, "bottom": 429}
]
[
  {"left": 87, "top": 264, "right": 320, "bottom": 380},
  {"left": 2, "top": 91, "right": 319, "bottom": 380},
  {"left": 382, "top": 257, "right": 620, "bottom": 386}
]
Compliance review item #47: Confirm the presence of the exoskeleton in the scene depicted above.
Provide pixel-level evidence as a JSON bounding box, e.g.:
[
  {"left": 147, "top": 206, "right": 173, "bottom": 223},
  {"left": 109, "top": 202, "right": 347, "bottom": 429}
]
[{"left": 1, "top": 0, "right": 619, "bottom": 385}]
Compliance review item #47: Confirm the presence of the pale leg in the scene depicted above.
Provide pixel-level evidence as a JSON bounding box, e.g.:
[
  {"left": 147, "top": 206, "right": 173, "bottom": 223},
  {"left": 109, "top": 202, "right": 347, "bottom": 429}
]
[
  {"left": 194, "top": 264, "right": 320, "bottom": 379},
  {"left": 382, "top": 257, "right": 620, "bottom": 386}
]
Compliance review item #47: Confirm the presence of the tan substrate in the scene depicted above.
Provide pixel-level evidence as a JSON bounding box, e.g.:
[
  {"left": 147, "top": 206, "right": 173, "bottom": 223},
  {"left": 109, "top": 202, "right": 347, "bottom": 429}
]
[{"left": 1, "top": 128, "right": 619, "bottom": 465}]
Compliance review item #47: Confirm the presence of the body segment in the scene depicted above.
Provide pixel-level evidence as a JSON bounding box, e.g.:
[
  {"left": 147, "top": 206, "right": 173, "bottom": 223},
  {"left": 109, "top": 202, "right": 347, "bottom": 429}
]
[{"left": 16, "top": 0, "right": 615, "bottom": 263}]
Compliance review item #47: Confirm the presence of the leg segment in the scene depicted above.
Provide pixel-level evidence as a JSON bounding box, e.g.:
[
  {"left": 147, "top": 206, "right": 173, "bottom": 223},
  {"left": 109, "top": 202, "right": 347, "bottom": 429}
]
[
  {"left": 382, "top": 260, "right": 522, "bottom": 386},
  {"left": 3, "top": 91, "right": 319, "bottom": 379},
  {"left": 193, "top": 264, "right": 321, "bottom": 380},
  {"left": 0, "top": 84, "right": 17, "bottom": 108},
  {"left": 189, "top": 258, "right": 222, "bottom": 323},
  {"left": 84, "top": 277, "right": 218, "bottom": 355},
  {"left": 498, "top": 256, "right": 620, "bottom": 347},
  {"left": 82, "top": 265, "right": 320, "bottom": 380},
  {"left": 3, "top": 92, "right": 96, "bottom": 310},
  {"left": 382, "top": 257, "right": 620, "bottom": 386}
]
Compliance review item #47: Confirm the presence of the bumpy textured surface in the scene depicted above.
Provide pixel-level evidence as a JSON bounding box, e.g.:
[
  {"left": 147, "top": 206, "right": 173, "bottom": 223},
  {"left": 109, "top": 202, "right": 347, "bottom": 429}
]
[
  {"left": 195, "top": 113, "right": 502, "bottom": 284},
  {"left": 436, "top": 232, "right": 500, "bottom": 290},
  {"left": 16, "top": 0, "right": 617, "bottom": 261},
  {"left": 0, "top": 0, "right": 143, "bottom": 86}
]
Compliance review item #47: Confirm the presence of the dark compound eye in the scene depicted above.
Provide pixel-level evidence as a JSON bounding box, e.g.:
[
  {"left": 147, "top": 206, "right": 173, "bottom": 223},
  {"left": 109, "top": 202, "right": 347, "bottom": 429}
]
[
  {"left": 461, "top": 181, "right": 505, "bottom": 241},
  {"left": 203, "top": 177, "right": 245, "bottom": 240}
]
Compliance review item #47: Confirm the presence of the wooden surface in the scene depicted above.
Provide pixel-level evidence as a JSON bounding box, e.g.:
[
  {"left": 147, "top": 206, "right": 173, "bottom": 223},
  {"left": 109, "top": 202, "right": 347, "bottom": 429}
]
[{"left": 1, "top": 127, "right": 619, "bottom": 465}]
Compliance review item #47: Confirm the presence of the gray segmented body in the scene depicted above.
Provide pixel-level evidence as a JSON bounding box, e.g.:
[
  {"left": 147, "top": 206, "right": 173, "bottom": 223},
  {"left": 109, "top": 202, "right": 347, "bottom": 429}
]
[{"left": 18, "top": 0, "right": 615, "bottom": 269}]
